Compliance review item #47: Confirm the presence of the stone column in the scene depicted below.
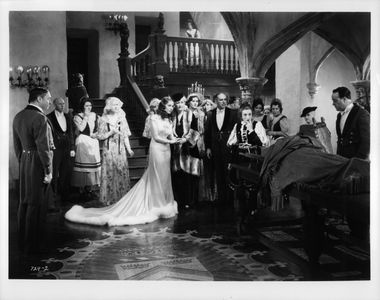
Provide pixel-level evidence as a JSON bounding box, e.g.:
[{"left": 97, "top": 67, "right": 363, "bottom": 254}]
[
  {"left": 350, "top": 80, "right": 370, "bottom": 113},
  {"left": 306, "top": 82, "right": 321, "bottom": 99},
  {"left": 236, "top": 77, "right": 268, "bottom": 104}
]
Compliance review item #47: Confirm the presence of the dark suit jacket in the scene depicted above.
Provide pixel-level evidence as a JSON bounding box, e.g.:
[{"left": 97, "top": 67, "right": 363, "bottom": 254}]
[
  {"left": 205, "top": 107, "right": 238, "bottom": 151},
  {"left": 336, "top": 104, "right": 370, "bottom": 159},
  {"left": 47, "top": 111, "right": 75, "bottom": 151},
  {"left": 66, "top": 85, "right": 88, "bottom": 113},
  {"left": 13, "top": 105, "right": 53, "bottom": 204}
]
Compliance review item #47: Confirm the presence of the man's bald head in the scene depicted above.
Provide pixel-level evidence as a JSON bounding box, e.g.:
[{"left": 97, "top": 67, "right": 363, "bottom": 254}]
[{"left": 53, "top": 97, "right": 66, "bottom": 113}]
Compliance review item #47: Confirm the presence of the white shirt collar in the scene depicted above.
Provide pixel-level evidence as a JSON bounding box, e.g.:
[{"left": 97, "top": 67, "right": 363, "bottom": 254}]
[
  {"left": 55, "top": 110, "right": 64, "bottom": 116},
  {"left": 341, "top": 103, "right": 354, "bottom": 115},
  {"left": 217, "top": 108, "right": 225, "bottom": 113},
  {"left": 29, "top": 103, "right": 44, "bottom": 113}
]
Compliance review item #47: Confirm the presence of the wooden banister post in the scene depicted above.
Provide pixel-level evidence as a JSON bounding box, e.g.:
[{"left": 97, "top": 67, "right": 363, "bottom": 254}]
[
  {"left": 104, "top": 14, "right": 132, "bottom": 87},
  {"left": 117, "top": 22, "right": 132, "bottom": 87},
  {"left": 149, "top": 13, "right": 169, "bottom": 78}
]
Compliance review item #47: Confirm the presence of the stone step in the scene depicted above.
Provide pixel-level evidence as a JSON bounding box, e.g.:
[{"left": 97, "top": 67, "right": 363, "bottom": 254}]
[
  {"left": 128, "top": 155, "right": 148, "bottom": 167},
  {"left": 131, "top": 146, "right": 148, "bottom": 156},
  {"left": 129, "top": 137, "right": 143, "bottom": 147},
  {"left": 130, "top": 176, "right": 140, "bottom": 187},
  {"left": 129, "top": 166, "right": 146, "bottom": 177}
]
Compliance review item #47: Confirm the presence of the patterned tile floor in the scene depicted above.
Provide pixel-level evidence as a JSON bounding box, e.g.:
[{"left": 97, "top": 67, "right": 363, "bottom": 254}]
[{"left": 8, "top": 190, "right": 369, "bottom": 281}]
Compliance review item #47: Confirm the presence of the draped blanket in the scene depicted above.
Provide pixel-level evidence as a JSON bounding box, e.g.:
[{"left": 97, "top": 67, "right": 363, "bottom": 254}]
[{"left": 259, "top": 136, "right": 370, "bottom": 211}]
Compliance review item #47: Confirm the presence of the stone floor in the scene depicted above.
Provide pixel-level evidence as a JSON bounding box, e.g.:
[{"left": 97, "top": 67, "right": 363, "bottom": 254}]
[{"left": 8, "top": 189, "right": 370, "bottom": 281}]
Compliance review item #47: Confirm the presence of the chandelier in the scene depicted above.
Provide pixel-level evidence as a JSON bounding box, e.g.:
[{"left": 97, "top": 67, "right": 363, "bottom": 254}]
[{"left": 187, "top": 81, "right": 204, "bottom": 97}]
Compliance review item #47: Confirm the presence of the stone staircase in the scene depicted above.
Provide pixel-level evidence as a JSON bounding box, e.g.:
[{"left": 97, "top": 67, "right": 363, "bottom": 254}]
[
  {"left": 92, "top": 98, "right": 149, "bottom": 187},
  {"left": 128, "top": 136, "right": 149, "bottom": 186}
]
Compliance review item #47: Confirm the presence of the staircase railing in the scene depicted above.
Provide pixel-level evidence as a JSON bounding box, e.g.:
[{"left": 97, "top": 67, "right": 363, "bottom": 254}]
[
  {"left": 113, "top": 75, "right": 148, "bottom": 137},
  {"left": 131, "top": 45, "right": 152, "bottom": 82},
  {"left": 131, "top": 35, "right": 240, "bottom": 81},
  {"left": 163, "top": 36, "right": 239, "bottom": 75}
]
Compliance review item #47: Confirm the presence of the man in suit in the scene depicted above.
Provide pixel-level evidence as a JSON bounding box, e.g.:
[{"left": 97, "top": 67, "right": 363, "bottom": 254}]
[
  {"left": 332, "top": 86, "right": 370, "bottom": 240},
  {"left": 205, "top": 93, "right": 238, "bottom": 207},
  {"left": 47, "top": 97, "right": 75, "bottom": 207},
  {"left": 332, "top": 86, "right": 370, "bottom": 160},
  {"left": 13, "top": 87, "right": 54, "bottom": 254}
]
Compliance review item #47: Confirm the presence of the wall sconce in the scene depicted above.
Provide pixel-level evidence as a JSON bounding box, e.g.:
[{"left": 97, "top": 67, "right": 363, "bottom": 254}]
[
  {"left": 103, "top": 14, "right": 128, "bottom": 35},
  {"left": 103, "top": 13, "right": 130, "bottom": 58},
  {"left": 9, "top": 65, "right": 50, "bottom": 90}
]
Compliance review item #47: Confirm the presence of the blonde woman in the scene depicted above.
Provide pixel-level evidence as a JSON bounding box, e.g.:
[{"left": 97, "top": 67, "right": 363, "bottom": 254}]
[
  {"left": 97, "top": 97, "right": 134, "bottom": 205},
  {"left": 142, "top": 98, "right": 160, "bottom": 139}
]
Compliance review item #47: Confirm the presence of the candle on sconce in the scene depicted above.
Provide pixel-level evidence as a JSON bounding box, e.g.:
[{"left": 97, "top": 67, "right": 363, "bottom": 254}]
[
  {"left": 42, "top": 65, "right": 49, "bottom": 83},
  {"left": 25, "top": 66, "right": 32, "bottom": 80},
  {"left": 16, "top": 65, "right": 24, "bottom": 75},
  {"left": 10, "top": 64, "right": 50, "bottom": 89},
  {"left": 32, "top": 66, "right": 40, "bottom": 75}
]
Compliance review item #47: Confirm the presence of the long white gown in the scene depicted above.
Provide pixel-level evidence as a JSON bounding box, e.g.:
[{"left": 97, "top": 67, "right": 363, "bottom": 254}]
[{"left": 65, "top": 114, "right": 178, "bottom": 226}]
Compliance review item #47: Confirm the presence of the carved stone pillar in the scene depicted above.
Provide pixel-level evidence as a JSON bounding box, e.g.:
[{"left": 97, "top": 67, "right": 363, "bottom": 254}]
[
  {"left": 306, "top": 82, "right": 321, "bottom": 99},
  {"left": 236, "top": 77, "right": 268, "bottom": 104},
  {"left": 351, "top": 80, "right": 370, "bottom": 113}
]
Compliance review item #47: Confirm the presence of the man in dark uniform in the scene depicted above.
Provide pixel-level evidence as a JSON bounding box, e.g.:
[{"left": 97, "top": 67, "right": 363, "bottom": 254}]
[
  {"left": 332, "top": 86, "right": 370, "bottom": 239},
  {"left": 13, "top": 87, "right": 54, "bottom": 254},
  {"left": 47, "top": 97, "right": 75, "bottom": 207},
  {"left": 205, "top": 92, "right": 238, "bottom": 207}
]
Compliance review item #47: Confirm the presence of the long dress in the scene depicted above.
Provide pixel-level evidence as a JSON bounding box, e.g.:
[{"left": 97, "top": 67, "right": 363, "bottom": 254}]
[
  {"left": 71, "top": 112, "right": 101, "bottom": 187},
  {"left": 97, "top": 112, "right": 131, "bottom": 206},
  {"left": 65, "top": 114, "right": 178, "bottom": 226}
]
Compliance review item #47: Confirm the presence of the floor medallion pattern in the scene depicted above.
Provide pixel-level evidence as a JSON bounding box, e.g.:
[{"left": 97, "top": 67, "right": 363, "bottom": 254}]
[{"left": 35, "top": 227, "right": 302, "bottom": 281}]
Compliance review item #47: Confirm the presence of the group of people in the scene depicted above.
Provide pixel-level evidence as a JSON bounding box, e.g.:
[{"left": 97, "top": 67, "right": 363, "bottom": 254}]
[{"left": 13, "top": 83, "right": 369, "bottom": 253}]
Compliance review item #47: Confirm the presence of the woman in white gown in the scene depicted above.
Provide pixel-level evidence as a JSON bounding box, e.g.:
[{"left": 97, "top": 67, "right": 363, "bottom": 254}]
[{"left": 65, "top": 97, "right": 180, "bottom": 226}]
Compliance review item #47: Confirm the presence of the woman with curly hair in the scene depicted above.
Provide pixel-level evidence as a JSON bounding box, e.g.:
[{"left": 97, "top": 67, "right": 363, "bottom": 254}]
[{"left": 71, "top": 97, "right": 101, "bottom": 199}]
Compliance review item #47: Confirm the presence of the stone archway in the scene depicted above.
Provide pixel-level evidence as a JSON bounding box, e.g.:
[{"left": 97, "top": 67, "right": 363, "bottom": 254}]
[{"left": 220, "top": 12, "right": 335, "bottom": 102}]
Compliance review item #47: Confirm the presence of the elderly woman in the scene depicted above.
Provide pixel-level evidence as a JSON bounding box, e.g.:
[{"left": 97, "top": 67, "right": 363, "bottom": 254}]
[
  {"left": 142, "top": 98, "right": 161, "bottom": 139},
  {"left": 71, "top": 97, "right": 101, "bottom": 199},
  {"left": 267, "top": 98, "right": 289, "bottom": 142},
  {"left": 97, "top": 97, "right": 134, "bottom": 206}
]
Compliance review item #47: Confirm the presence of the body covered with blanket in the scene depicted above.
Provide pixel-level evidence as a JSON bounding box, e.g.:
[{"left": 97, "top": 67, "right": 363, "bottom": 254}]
[{"left": 259, "top": 135, "right": 369, "bottom": 211}]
